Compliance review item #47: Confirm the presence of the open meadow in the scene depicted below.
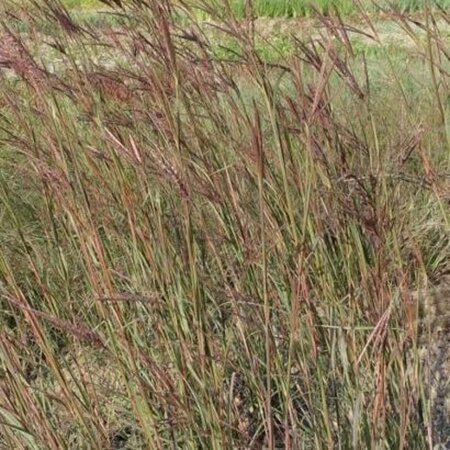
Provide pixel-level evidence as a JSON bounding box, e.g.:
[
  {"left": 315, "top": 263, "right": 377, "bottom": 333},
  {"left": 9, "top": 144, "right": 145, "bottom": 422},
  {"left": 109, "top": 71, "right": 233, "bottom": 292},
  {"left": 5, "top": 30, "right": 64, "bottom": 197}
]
[{"left": 0, "top": 0, "right": 449, "bottom": 448}]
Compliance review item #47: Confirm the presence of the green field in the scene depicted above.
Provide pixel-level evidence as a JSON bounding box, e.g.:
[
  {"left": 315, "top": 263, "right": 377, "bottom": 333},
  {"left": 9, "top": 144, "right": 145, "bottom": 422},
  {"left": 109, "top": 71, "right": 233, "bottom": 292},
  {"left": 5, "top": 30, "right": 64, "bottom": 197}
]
[
  {"left": 208, "top": 0, "right": 450, "bottom": 16},
  {"left": 0, "top": 0, "right": 449, "bottom": 449},
  {"left": 62, "top": 0, "right": 101, "bottom": 8},
  {"left": 64, "top": 0, "right": 450, "bottom": 14}
]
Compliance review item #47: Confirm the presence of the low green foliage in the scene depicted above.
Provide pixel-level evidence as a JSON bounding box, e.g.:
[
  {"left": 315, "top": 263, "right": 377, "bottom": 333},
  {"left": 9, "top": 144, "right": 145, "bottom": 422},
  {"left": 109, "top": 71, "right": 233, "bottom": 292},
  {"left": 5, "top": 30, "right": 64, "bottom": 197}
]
[
  {"left": 62, "top": 0, "right": 101, "bottom": 8},
  {"left": 64, "top": 0, "right": 450, "bottom": 15},
  {"left": 199, "top": 0, "right": 450, "bottom": 18}
]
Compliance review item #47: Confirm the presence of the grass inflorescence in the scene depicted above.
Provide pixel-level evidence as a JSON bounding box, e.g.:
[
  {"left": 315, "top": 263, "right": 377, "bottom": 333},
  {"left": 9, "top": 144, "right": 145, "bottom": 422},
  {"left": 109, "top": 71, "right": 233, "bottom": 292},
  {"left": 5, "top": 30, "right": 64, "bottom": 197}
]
[{"left": 0, "top": 0, "right": 449, "bottom": 448}]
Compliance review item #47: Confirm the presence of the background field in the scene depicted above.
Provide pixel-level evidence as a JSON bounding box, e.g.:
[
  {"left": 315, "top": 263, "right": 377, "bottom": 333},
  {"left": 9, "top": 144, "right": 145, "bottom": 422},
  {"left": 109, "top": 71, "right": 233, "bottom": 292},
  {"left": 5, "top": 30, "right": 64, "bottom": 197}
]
[
  {"left": 64, "top": 0, "right": 450, "bottom": 14},
  {"left": 205, "top": 0, "right": 450, "bottom": 16},
  {"left": 62, "top": 0, "right": 100, "bottom": 8}
]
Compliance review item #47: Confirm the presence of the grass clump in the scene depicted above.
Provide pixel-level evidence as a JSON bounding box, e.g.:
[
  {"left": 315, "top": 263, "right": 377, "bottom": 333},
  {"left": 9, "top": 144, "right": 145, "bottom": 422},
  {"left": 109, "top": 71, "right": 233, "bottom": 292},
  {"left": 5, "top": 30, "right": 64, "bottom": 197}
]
[{"left": 0, "top": 0, "right": 449, "bottom": 449}]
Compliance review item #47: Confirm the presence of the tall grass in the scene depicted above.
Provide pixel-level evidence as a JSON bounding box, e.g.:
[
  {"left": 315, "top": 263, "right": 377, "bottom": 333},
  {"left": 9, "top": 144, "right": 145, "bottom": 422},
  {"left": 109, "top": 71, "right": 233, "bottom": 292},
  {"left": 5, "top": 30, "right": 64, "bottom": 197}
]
[{"left": 0, "top": 0, "right": 449, "bottom": 448}]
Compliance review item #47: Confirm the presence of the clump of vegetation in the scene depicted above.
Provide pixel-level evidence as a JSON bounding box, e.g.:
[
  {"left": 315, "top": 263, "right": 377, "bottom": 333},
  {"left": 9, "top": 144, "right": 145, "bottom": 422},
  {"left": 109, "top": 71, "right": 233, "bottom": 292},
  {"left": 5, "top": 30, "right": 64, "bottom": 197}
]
[{"left": 0, "top": 0, "right": 448, "bottom": 448}]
